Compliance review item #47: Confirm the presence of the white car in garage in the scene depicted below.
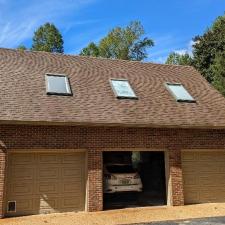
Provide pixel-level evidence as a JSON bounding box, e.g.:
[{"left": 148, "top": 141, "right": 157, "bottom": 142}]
[{"left": 103, "top": 163, "right": 143, "bottom": 193}]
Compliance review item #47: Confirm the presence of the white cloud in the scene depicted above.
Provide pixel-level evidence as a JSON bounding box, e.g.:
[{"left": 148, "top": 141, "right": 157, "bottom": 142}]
[
  {"left": 174, "top": 40, "right": 194, "bottom": 56},
  {"left": 150, "top": 48, "right": 174, "bottom": 57},
  {"left": 149, "top": 34, "right": 190, "bottom": 58},
  {"left": 147, "top": 34, "right": 195, "bottom": 63},
  {"left": 174, "top": 49, "right": 188, "bottom": 55},
  {"left": 0, "top": 0, "right": 97, "bottom": 47},
  {"left": 150, "top": 56, "right": 167, "bottom": 64}
]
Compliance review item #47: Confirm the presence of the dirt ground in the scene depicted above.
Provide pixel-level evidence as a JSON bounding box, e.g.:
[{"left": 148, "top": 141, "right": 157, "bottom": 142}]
[{"left": 1, "top": 203, "right": 225, "bottom": 225}]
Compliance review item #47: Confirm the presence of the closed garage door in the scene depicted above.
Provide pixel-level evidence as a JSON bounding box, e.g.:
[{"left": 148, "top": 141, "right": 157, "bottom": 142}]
[
  {"left": 6, "top": 152, "right": 86, "bottom": 216},
  {"left": 182, "top": 151, "right": 225, "bottom": 204}
]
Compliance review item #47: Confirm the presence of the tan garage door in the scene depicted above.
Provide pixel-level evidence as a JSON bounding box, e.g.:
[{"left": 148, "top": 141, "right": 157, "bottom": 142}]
[
  {"left": 182, "top": 151, "right": 225, "bottom": 204},
  {"left": 6, "top": 152, "right": 86, "bottom": 216}
]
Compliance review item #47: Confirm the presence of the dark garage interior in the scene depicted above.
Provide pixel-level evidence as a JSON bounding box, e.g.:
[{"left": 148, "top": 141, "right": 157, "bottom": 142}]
[{"left": 103, "top": 151, "right": 167, "bottom": 210}]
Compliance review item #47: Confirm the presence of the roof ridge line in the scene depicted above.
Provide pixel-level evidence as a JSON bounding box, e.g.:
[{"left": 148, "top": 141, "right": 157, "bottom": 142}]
[{"left": 0, "top": 47, "right": 193, "bottom": 68}]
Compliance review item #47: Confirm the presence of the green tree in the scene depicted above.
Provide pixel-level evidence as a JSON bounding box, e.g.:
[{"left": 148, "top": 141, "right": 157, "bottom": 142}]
[
  {"left": 193, "top": 14, "right": 225, "bottom": 83},
  {"left": 211, "top": 52, "right": 225, "bottom": 96},
  {"left": 166, "top": 52, "right": 193, "bottom": 66},
  {"left": 17, "top": 44, "right": 27, "bottom": 51},
  {"left": 32, "top": 23, "right": 64, "bottom": 53},
  {"left": 80, "top": 42, "right": 99, "bottom": 57},
  {"left": 80, "top": 21, "right": 154, "bottom": 61}
]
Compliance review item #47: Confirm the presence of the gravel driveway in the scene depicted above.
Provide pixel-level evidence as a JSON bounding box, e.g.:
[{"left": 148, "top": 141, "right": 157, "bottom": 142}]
[{"left": 1, "top": 203, "right": 225, "bottom": 225}]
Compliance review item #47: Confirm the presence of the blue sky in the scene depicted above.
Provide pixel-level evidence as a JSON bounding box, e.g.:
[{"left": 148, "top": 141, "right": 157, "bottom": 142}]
[{"left": 0, "top": 0, "right": 224, "bottom": 63}]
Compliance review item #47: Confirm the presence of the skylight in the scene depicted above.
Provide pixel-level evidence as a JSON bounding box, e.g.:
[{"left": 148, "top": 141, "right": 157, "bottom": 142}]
[
  {"left": 110, "top": 79, "right": 138, "bottom": 99},
  {"left": 166, "top": 83, "right": 196, "bottom": 102},
  {"left": 46, "top": 74, "right": 72, "bottom": 95}
]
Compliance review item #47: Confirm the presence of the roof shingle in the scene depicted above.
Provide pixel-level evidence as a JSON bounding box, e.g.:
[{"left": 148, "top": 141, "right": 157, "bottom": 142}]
[{"left": 1, "top": 48, "right": 225, "bottom": 128}]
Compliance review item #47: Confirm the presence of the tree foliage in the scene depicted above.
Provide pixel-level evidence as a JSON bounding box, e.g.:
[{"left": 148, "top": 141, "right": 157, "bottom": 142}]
[
  {"left": 17, "top": 44, "right": 27, "bottom": 51},
  {"left": 193, "top": 14, "right": 225, "bottom": 83},
  {"left": 80, "top": 42, "right": 99, "bottom": 57},
  {"left": 165, "top": 52, "right": 193, "bottom": 66},
  {"left": 211, "top": 52, "right": 225, "bottom": 96},
  {"left": 80, "top": 21, "right": 154, "bottom": 61},
  {"left": 32, "top": 23, "right": 64, "bottom": 53}
]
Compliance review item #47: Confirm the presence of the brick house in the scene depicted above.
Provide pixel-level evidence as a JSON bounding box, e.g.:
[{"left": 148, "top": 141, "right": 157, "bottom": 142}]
[{"left": 0, "top": 48, "right": 225, "bottom": 217}]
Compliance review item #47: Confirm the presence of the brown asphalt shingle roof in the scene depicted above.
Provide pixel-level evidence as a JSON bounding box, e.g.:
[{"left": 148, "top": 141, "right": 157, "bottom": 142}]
[{"left": 1, "top": 47, "right": 225, "bottom": 128}]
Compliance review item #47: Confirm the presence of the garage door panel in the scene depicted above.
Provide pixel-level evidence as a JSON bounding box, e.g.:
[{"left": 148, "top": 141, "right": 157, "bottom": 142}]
[
  {"left": 199, "top": 152, "right": 225, "bottom": 162},
  {"left": 60, "top": 196, "right": 84, "bottom": 212},
  {"left": 10, "top": 154, "right": 35, "bottom": 165},
  {"left": 182, "top": 151, "right": 225, "bottom": 204},
  {"left": 62, "top": 153, "right": 83, "bottom": 164},
  {"left": 200, "top": 175, "right": 225, "bottom": 185},
  {"left": 183, "top": 163, "right": 221, "bottom": 173},
  {"left": 199, "top": 176, "right": 218, "bottom": 185},
  {"left": 60, "top": 197, "right": 82, "bottom": 210},
  {"left": 62, "top": 163, "right": 83, "bottom": 168},
  {"left": 197, "top": 165, "right": 220, "bottom": 173},
  {"left": 182, "top": 165, "right": 197, "bottom": 173},
  {"left": 215, "top": 174, "right": 225, "bottom": 183},
  {"left": 6, "top": 152, "right": 86, "bottom": 216},
  {"left": 182, "top": 152, "right": 197, "bottom": 161},
  {"left": 9, "top": 182, "right": 34, "bottom": 196},
  {"left": 37, "top": 182, "right": 59, "bottom": 194},
  {"left": 62, "top": 167, "right": 82, "bottom": 179},
  {"left": 183, "top": 176, "right": 198, "bottom": 186},
  {"left": 184, "top": 190, "right": 199, "bottom": 203},
  {"left": 199, "top": 191, "right": 218, "bottom": 202},
  {"left": 39, "top": 197, "right": 59, "bottom": 210},
  {"left": 9, "top": 167, "right": 35, "bottom": 180},
  {"left": 62, "top": 182, "right": 82, "bottom": 193},
  {"left": 38, "top": 154, "right": 60, "bottom": 164},
  {"left": 37, "top": 167, "right": 60, "bottom": 180},
  {"left": 215, "top": 190, "right": 225, "bottom": 198},
  {"left": 219, "top": 166, "right": 225, "bottom": 173}
]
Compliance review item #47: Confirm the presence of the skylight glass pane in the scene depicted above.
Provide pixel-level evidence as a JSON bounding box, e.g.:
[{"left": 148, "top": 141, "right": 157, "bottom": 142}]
[
  {"left": 166, "top": 83, "right": 195, "bottom": 102},
  {"left": 46, "top": 75, "right": 71, "bottom": 95},
  {"left": 111, "top": 79, "right": 137, "bottom": 99}
]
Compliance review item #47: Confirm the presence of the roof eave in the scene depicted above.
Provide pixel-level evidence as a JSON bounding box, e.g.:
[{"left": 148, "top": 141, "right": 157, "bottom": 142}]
[{"left": 0, "top": 120, "right": 225, "bottom": 130}]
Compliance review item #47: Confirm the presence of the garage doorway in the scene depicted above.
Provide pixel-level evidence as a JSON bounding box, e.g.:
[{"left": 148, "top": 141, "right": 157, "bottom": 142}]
[{"left": 103, "top": 151, "right": 167, "bottom": 210}]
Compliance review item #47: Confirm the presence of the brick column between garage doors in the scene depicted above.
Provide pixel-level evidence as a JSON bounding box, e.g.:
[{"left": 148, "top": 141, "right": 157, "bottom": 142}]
[
  {"left": 169, "top": 148, "right": 184, "bottom": 206},
  {"left": 0, "top": 149, "right": 6, "bottom": 218},
  {"left": 87, "top": 150, "right": 103, "bottom": 212}
]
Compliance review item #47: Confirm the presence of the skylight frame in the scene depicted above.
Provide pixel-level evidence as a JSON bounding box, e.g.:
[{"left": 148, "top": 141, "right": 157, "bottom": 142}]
[
  {"left": 110, "top": 78, "right": 138, "bottom": 99},
  {"left": 45, "top": 73, "right": 73, "bottom": 96},
  {"left": 165, "top": 82, "right": 196, "bottom": 103}
]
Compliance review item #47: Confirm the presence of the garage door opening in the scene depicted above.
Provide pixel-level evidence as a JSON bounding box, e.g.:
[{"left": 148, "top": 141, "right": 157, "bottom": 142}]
[{"left": 103, "top": 151, "right": 167, "bottom": 210}]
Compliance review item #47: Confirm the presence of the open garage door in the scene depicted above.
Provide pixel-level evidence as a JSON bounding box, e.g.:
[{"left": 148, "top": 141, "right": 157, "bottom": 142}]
[
  {"left": 103, "top": 151, "right": 167, "bottom": 209},
  {"left": 182, "top": 151, "right": 225, "bottom": 204},
  {"left": 6, "top": 151, "right": 86, "bottom": 216}
]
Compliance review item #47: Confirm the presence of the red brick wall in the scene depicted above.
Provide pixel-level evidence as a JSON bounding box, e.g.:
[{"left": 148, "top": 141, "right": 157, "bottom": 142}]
[
  {"left": 87, "top": 150, "right": 103, "bottom": 211},
  {"left": 0, "top": 125, "right": 225, "bottom": 215},
  {"left": 0, "top": 150, "right": 6, "bottom": 218},
  {"left": 168, "top": 148, "right": 184, "bottom": 206}
]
